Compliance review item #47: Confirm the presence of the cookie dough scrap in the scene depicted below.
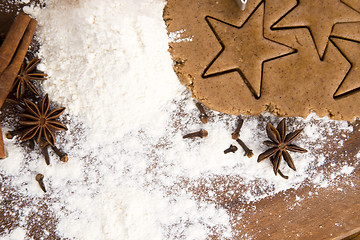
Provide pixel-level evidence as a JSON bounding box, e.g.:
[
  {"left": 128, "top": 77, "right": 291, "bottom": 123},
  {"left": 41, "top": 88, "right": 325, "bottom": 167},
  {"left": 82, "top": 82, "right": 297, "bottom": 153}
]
[{"left": 165, "top": 0, "right": 360, "bottom": 120}]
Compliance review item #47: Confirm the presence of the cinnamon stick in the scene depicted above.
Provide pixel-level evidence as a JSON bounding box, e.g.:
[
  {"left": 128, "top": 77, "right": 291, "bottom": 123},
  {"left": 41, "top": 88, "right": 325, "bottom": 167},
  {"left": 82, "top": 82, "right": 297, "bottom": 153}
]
[
  {"left": 0, "top": 18, "right": 37, "bottom": 109},
  {"left": 0, "top": 126, "right": 5, "bottom": 158},
  {"left": 0, "top": 13, "right": 31, "bottom": 74}
]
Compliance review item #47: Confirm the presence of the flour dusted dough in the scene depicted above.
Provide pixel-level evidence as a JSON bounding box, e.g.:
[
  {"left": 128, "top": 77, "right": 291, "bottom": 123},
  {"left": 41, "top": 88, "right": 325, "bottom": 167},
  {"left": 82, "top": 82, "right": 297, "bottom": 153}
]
[{"left": 164, "top": 0, "right": 360, "bottom": 120}]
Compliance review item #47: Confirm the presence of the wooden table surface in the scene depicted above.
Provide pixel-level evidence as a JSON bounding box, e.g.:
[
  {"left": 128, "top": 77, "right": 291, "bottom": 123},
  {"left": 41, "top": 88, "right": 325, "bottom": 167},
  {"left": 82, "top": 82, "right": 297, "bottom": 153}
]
[
  {"left": 0, "top": 1, "right": 359, "bottom": 239},
  {"left": 245, "top": 121, "right": 360, "bottom": 240},
  {"left": 190, "top": 119, "right": 360, "bottom": 239}
]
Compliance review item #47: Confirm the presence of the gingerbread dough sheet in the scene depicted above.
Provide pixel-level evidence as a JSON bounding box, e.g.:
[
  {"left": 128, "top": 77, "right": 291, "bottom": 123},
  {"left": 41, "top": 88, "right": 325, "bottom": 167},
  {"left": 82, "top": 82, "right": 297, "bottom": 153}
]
[{"left": 164, "top": 0, "right": 360, "bottom": 120}]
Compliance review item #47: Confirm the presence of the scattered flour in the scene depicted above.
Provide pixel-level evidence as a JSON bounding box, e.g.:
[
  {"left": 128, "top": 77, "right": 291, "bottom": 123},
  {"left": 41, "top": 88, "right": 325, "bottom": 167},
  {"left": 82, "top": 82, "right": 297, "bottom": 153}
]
[
  {"left": 169, "top": 29, "right": 193, "bottom": 43},
  {"left": 0, "top": 0, "right": 358, "bottom": 239},
  {"left": 340, "top": 165, "right": 355, "bottom": 175},
  {"left": 2, "top": 227, "right": 27, "bottom": 240}
]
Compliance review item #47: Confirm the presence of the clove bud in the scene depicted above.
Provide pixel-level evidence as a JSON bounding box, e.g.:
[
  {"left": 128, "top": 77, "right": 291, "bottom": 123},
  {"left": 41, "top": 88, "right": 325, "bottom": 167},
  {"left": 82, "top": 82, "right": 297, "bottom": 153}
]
[
  {"left": 195, "top": 102, "right": 209, "bottom": 124},
  {"left": 224, "top": 144, "right": 238, "bottom": 154},
  {"left": 51, "top": 145, "right": 68, "bottom": 162},
  {"left": 232, "top": 116, "right": 244, "bottom": 140},
  {"left": 183, "top": 129, "right": 208, "bottom": 139},
  {"left": 35, "top": 173, "right": 46, "bottom": 193},
  {"left": 236, "top": 139, "right": 253, "bottom": 158}
]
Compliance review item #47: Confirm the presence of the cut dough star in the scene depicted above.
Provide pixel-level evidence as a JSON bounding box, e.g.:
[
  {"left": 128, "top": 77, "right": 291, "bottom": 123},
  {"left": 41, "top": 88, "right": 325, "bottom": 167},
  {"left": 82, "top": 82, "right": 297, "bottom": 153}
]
[
  {"left": 203, "top": 2, "right": 295, "bottom": 98},
  {"left": 273, "top": 0, "right": 360, "bottom": 59},
  {"left": 330, "top": 37, "right": 360, "bottom": 98}
]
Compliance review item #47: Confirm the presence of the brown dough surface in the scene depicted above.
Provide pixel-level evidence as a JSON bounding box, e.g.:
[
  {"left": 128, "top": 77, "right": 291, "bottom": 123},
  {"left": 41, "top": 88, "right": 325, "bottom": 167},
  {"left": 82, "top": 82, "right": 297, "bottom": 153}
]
[{"left": 164, "top": 0, "right": 360, "bottom": 120}]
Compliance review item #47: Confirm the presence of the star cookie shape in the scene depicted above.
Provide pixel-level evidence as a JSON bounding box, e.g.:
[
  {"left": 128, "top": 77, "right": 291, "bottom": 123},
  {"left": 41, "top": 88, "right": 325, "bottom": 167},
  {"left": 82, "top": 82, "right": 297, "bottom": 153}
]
[
  {"left": 330, "top": 37, "right": 360, "bottom": 98},
  {"left": 272, "top": 0, "right": 360, "bottom": 59},
  {"left": 202, "top": 1, "right": 295, "bottom": 99}
]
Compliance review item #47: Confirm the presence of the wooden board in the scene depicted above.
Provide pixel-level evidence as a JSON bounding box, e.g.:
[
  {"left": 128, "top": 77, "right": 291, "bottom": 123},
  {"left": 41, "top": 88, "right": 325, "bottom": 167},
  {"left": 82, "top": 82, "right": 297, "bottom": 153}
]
[
  {"left": 0, "top": 1, "right": 359, "bottom": 239},
  {"left": 187, "top": 120, "right": 360, "bottom": 239},
  {"left": 239, "top": 122, "right": 360, "bottom": 239}
]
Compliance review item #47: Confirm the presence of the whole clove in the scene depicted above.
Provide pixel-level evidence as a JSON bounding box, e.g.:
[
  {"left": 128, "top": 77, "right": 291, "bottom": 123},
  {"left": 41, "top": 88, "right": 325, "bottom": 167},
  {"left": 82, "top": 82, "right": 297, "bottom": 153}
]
[
  {"left": 51, "top": 145, "right": 68, "bottom": 162},
  {"left": 35, "top": 173, "right": 46, "bottom": 193},
  {"left": 224, "top": 144, "right": 238, "bottom": 154},
  {"left": 183, "top": 129, "right": 208, "bottom": 139},
  {"left": 232, "top": 116, "right": 244, "bottom": 140},
  {"left": 195, "top": 102, "right": 209, "bottom": 124},
  {"left": 236, "top": 139, "right": 253, "bottom": 158}
]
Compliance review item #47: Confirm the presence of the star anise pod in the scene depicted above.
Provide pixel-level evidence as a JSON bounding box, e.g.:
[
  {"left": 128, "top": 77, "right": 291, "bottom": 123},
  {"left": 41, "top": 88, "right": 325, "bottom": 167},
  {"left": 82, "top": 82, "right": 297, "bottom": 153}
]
[
  {"left": 257, "top": 119, "right": 307, "bottom": 177},
  {"left": 19, "top": 94, "right": 67, "bottom": 146},
  {"left": 11, "top": 57, "right": 47, "bottom": 99}
]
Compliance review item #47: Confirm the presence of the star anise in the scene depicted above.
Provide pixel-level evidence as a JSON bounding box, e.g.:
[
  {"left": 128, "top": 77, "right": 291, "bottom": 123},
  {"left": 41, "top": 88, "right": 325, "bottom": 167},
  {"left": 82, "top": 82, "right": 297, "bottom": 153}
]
[
  {"left": 11, "top": 57, "right": 47, "bottom": 99},
  {"left": 257, "top": 119, "right": 307, "bottom": 178},
  {"left": 19, "top": 94, "right": 67, "bottom": 146}
]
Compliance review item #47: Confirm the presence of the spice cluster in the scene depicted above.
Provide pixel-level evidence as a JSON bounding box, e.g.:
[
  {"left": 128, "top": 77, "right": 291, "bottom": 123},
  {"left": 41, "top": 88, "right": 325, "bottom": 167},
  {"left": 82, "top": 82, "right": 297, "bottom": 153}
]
[
  {"left": 0, "top": 13, "right": 68, "bottom": 192},
  {"left": 184, "top": 101, "right": 307, "bottom": 179}
]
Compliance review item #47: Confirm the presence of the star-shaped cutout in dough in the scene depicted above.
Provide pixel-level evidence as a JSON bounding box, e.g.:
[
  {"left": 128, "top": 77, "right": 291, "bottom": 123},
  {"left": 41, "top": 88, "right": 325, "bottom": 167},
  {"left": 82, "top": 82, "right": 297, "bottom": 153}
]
[
  {"left": 272, "top": 0, "right": 360, "bottom": 60},
  {"left": 202, "top": 1, "right": 295, "bottom": 99},
  {"left": 330, "top": 36, "right": 360, "bottom": 98}
]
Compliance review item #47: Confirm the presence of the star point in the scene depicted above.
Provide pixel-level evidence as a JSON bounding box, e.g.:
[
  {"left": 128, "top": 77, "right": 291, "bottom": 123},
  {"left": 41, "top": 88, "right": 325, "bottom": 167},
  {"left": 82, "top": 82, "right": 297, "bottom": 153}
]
[{"left": 330, "top": 36, "right": 360, "bottom": 98}]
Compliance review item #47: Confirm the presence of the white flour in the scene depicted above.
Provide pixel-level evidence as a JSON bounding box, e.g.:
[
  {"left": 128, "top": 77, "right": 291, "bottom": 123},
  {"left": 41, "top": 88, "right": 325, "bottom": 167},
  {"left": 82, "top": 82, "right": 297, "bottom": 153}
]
[
  {"left": 0, "top": 0, "right": 358, "bottom": 239},
  {"left": 26, "top": 0, "right": 183, "bottom": 144}
]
